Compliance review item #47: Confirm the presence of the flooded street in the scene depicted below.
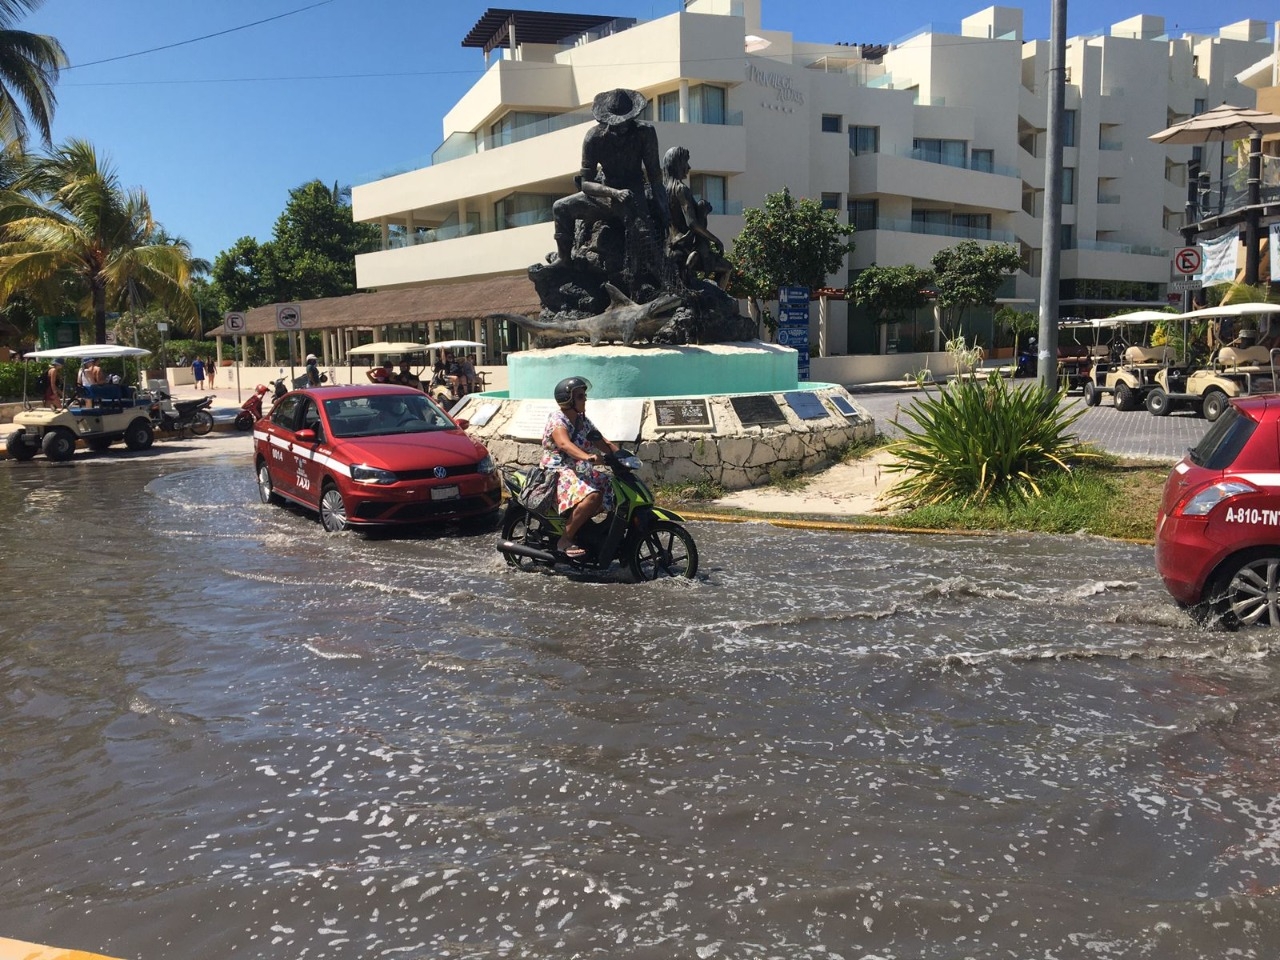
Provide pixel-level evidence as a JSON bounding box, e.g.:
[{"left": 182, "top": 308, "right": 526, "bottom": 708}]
[{"left": 4, "top": 449, "right": 1280, "bottom": 959}]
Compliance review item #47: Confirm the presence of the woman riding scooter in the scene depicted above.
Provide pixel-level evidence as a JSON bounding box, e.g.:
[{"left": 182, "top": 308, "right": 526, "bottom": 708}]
[{"left": 539, "top": 376, "right": 618, "bottom": 559}]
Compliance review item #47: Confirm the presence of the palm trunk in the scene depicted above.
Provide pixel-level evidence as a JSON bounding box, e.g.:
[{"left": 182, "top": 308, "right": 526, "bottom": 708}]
[{"left": 92, "top": 283, "right": 107, "bottom": 344}]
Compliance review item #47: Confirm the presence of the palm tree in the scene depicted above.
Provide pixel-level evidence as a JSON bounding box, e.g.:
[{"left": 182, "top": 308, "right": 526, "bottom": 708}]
[
  {"left": 0, "top": 137, "right": 197, "bottom": 343},
  {"left": 0, "top": 0, "right": 66, "bottom": 148}
]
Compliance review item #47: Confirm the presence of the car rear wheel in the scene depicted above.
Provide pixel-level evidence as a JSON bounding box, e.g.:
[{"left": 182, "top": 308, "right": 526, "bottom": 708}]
[
  {"left": 1113, "top": 381, "right": 1138, "bottom": 411},
  {"left": 1145, "top": 387, "right": 1172, "bottom": 416},
  {"left": 1202, "top": 389, "right": 1229, "bottom": 422},
  {"left": 190, "top": 410, "right": 214, "bottom": 436},
  {"left": 257, "top": 461, "right": 281, "bottom": 505},
  {"left": 41, "top": 428, "right": 76, "bottom": 461},
  {"left": 124, "top": 419, "right": 154, "bottom": 451},
  {"left": 6, "top": 429, "right": 36, "bottom": 461},
  {"left": 319, "top": 482, "right": 349, "bottom": 532},
  {"left": 1201, "top": 549, "right": 1280, "bottom": 629},
  {"left": 1083, "top": 381, "right": 1101, "bottom": 407}
]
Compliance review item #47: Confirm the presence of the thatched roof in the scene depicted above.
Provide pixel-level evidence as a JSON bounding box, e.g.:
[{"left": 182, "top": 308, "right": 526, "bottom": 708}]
[{"left": 206, "top": 274, "right": 541, "bottom": 337}]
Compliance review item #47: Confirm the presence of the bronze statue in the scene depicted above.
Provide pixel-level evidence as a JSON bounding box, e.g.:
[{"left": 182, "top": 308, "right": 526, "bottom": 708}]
[
  {"left": 550, "top": 88, "right": 668, "bottom": 294},
  {"left": 525, "top": 88, "right": 754, "bottom": 346},
  {"left": 662, "top": 145, "right": 732, "bottom": 290}
]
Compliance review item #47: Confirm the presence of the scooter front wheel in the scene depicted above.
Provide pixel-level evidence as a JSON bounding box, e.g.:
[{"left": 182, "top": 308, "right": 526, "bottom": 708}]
[
  {"left": 628, "top": 520, "right": 698, "bottom": 581},
  {"left": 190, "top": 410, "right": 214, "bottom": 436}
]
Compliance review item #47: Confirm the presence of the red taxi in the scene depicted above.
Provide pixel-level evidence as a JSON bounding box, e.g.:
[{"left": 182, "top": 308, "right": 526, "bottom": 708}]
[
  {"left": 1155, "top": 395, "right": 1280, "bottom": 627},
  {"left": 253, "top": 384, "right": 500, "bottom": 532}
]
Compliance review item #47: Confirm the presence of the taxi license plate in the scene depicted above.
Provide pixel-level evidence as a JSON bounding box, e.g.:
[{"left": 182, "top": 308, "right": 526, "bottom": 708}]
[{"left": 431, "top": 485, "right": 460, "bottom": 501}]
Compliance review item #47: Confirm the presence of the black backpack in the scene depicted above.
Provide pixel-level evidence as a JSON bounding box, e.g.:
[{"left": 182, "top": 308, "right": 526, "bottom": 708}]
[{"left": 35, "top": 370, "right": 50, "bottom": 393}]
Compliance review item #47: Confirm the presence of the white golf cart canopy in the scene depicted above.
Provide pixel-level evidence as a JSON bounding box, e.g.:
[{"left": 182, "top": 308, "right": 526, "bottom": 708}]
[
  {"left": 1092, "top": 310, "right": 1179, "bottom": 327},
  {"left": 24, "top": 344, "right": 151, "bottom": 360},
  {"left": 426, "top": 340, "right": 484, "bottom": 352},
  {"left": 347, "top": 341, "right": 429, "bottom": 357},
  {"left": 1180, "top": 303, "right": 1280, "bottom": 320}
]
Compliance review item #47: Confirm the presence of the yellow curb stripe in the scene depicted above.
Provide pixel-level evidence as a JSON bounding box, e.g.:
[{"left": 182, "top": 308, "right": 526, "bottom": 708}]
[
  {"left": 0, "top": 936, "right": 123, "bottom": 960},
  {"left": 678, "top": 509, "right": 1157, "bottom": 545}
]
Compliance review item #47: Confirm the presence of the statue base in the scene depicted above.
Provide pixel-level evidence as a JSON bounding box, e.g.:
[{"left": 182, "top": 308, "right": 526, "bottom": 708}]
[{"left": 453, "top": 344, "right": 875, "bottom": 492}]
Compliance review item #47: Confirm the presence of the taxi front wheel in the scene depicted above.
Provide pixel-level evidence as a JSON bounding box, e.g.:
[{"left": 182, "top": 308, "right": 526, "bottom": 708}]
[{"left": 319, "top": 482, "right": 350, "bottom": 532}]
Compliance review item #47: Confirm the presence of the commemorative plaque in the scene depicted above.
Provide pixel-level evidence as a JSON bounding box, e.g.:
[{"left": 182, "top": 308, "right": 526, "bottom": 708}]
[
  {"left": 829, "top": 395, "right": 859, "bottom": 418},
  {"left": 782, "top": 391, "right": 829, "bottom": 420},
  {"left": 652, "top": 398, "right": 713, "bottom": 431},
  {"left": 730, "top": 394, "right": 786, "bottom": 427}
]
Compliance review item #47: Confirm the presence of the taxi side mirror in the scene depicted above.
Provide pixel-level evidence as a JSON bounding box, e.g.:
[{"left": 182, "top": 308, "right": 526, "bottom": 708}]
[
  {"left": 295, "top": 428, "right": 317, "bottom": 443},
  {"left": 452, "top": 418, "right": 470, "bottom": 431}
]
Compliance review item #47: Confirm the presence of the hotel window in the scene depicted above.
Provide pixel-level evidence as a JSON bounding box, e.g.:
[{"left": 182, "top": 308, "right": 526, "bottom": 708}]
[
  {"left": 1060, "top": 224, "right": 1075, "bottom": 249},
  {"left": 848, "top": 199, "right": 878, "bottom": 232},
  {"left": 953, "top": 213, "right": 991, "bottom": 236},
  {"left": 821, "top": 192, "right": 841, "bottom": 211},
  {"left": 1062, "top": 109, "right": 1076, "bottom": 147},
  {"left": 821, "top": 114, "right": 842, "bottom": 133},
  {"left": 849, "top": 125, "right": 879, "bottom": 155},
  {"left": 913, "top": 138, "right": 966, "bottom": 167},
  {"left": 494, "top": 193, "right": 557, "bottom": 231},
  {"left": 657, "top": 91, "right": 680, "bottom": 123},
  {"left": 688, "top": 84, "right": 727, "bottom": 125},
  {"left": 911, "top": 209, "right": 950, "bottom": 234},
  {"left": 489, "top": 111, "right": 554, "bottom": 147},
  {"left": 1062, "top": 167, "right": 1075, "bottom": 205},
  {"left": 690, "top": 173, "right": 727, "bottom": 214},
  {"left": 971, "top": 149, "right": 994, "bottom": 172}
]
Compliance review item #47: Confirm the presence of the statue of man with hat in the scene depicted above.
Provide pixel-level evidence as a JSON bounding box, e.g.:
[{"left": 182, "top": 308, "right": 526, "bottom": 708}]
[{"left": 550, "top": 88, "right": 670, "bottom": 291}]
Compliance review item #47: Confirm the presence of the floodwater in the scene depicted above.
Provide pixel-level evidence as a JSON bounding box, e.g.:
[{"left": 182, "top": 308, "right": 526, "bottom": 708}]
[{"left": 4, "top": 449, "right": 1280, "bottom": 960}]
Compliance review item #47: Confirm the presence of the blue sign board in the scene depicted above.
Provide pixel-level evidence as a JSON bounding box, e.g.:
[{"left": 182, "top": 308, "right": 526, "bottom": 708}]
[{"left": 777, "top": 285, "right": 810, "bottom": 381}]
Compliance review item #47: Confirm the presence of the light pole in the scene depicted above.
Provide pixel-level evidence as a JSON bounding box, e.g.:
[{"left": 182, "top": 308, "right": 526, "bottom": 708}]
[{"left": 1037, "top": 0, "right": 1067, "bottom": 390}]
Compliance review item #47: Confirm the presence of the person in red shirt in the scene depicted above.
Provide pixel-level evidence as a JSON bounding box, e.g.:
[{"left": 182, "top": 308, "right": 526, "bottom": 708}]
[{"left": 366, "top": 360, "right": 393, "bottom": 384}]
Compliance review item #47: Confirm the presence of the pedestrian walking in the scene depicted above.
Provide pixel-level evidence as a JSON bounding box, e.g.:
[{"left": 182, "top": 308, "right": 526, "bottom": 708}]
[
  {"left": 192, "top": 357, "right": 205, "bottom": 390},
  {"left": 207, "top": 358, "right": 216, "bottom": 388}
]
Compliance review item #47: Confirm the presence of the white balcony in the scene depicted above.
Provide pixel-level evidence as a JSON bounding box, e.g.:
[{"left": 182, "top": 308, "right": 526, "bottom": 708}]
[
  {"left": 850, "top": 151, "right": 1021, "bottom": 211},
  {"left": 356, "top": 222, "right": 556, "bottom": 290}
]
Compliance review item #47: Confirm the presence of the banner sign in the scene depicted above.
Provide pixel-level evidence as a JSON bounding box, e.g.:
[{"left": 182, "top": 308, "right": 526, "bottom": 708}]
[
  {"left": 1197, "top": 231, "right": 1238, "bottom": 287},
  {"left": 1271, "top": 223, "right": 1279, "bottom": 286}
]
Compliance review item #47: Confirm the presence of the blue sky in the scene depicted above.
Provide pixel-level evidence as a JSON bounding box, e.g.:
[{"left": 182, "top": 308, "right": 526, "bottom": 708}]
[{"left": 22, "top": 0, "right": 1273, "bottom": 264}]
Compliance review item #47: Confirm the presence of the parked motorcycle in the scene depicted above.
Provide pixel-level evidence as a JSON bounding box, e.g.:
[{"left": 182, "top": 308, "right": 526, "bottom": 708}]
[
  {"left": 233, "top": 384, "right": 271, "bottom": 431},
  {"left": 150, "top": 393, "right": 215, "bottom": 437},
  {"left": 271, "top": 376, "right": 289, "bottom": 401},
  {"left": 1015, "top": 337, "right": 1037, "bottom": 378},
  {"left": 496, "top": 449, "right": 698, "bottom": 580}
]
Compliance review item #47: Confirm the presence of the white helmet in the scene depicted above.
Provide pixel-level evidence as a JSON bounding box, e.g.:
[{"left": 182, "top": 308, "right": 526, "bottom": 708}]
[{"left": 305, "top": 353, "right": 317, "bottom": 361}]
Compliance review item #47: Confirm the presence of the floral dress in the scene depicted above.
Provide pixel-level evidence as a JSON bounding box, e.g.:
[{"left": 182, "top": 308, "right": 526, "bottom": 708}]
[{"left": 539, "top": 410, "right": 615, "bottom": 515}]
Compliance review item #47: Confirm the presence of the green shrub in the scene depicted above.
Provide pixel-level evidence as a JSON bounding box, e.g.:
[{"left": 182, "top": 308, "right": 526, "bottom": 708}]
[{"left": 886, "top": 372, "right": 1094, "bottom": 506}]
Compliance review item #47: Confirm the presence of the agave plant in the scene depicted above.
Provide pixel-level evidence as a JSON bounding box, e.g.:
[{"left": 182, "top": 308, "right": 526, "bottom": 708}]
[{"left": 886, "top": 372, "right": 1094, "bottom": 506}]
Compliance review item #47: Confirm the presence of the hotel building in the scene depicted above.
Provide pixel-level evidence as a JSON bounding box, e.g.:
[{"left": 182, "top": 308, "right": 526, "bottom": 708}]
[{"left": 350, "top": 0, "right": 1275, "bottom": 370}]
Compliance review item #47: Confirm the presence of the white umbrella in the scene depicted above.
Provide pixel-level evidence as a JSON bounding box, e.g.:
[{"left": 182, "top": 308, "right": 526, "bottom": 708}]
[
  {"left": 1148, "top": 103, "right": 1280, "bottom": 144},
  {"left": 24, "top": 344, "right": 151, "bottom": 359}
]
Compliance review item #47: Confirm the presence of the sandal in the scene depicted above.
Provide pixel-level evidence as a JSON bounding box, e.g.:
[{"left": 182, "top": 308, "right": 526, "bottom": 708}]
[{"left": 557, "top": 540, "right": 587, "bottom": 559}]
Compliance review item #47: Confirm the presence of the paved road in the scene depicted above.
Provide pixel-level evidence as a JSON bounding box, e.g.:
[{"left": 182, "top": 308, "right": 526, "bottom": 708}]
[{"left": 853, "top": 388, "right": 1206, "bottom": 462}]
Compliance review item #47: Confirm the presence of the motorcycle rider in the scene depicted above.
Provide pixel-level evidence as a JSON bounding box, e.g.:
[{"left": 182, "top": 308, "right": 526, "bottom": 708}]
[
  {"left": 305, "top": 353, "right": 323, "bottom": 387},
  {"left": 539, "top": 376, "right": 618, "bottom": 558}
]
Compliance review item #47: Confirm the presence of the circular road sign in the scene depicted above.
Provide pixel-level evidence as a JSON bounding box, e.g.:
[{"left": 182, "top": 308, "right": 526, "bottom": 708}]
[
  {"left": 276, "top": 304, "right": 302, "bottom": 331},
  {"left": 224, "top": 311, "right": 246, "bottom": 333},
  {"left": 1173, "top": 246, "right": 1203, "bottom": 276}
]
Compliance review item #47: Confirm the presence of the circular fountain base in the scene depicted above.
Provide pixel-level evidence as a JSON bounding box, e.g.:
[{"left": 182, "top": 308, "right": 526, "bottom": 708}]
[{"left": 457, "top": 343, "right": 875, "bottom": 491}]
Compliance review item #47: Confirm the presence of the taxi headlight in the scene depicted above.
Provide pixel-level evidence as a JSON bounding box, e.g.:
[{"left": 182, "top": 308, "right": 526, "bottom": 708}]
[
  {"left": 351, "top": 464, "right": 397, "bottom": 485},
  {"left": 477, "top": 455, "right": 496, "bottom": 474}
]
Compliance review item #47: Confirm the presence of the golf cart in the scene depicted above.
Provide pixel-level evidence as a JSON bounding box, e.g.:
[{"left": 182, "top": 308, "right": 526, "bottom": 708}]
[
  {"left": 1081, "top": 310, "right": 1179, "bottom": 411},
  {"left": 1056, "top": 320, "right": 1101, "bottom": 393},
  {"left": 7, "top": 344, "right": 156, "bottom": 462},
  {"left": 1146, "top": 302, "right": 1280, "bottom": 421},
  {"left": 425, "top": 339, "right": 486, "bottom": 408},
  {"left": 347, "top": 340, "right": 430, "bottom": 392}
]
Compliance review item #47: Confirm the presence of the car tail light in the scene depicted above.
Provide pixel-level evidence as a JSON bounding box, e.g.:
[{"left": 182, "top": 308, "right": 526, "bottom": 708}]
[{"left": 1173, "top": 479, "right": 1260, "bottom": 517}]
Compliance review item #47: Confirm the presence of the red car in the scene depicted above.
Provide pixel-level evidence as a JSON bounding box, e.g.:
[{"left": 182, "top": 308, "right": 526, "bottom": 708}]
[
  {"left": 1155, "top": 395, "right": 1280, "bottom": 628},
  {"left": 253, "top": 384, "right": 500, "bottom": 532}
]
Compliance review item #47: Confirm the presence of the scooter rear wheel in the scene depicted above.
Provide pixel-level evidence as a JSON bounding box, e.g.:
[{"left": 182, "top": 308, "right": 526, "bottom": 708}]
[
  {"left": 628, "top": 520, "right": 698, "bottom": 581},
  {"left": 190, "top": 410, "right": 214, "bottom": 436},
  {"left": 501, "top": 508, "right": 553, "bottom": 571}
]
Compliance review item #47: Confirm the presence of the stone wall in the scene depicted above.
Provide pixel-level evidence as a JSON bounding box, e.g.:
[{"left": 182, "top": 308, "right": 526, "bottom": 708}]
[{"left": 465, "top": 386, "right": 875, "bottom": 491}]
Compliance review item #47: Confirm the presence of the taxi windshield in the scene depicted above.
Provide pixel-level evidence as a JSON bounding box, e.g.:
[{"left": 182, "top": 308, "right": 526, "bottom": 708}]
[{"left": 323, "top": 393, "right": 453, "bottom": 438}]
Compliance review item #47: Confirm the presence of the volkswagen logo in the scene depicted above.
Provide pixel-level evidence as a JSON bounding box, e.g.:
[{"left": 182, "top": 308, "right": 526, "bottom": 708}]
[{"left": 433, "top": 466, "right": 448, "bottom": 479}]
